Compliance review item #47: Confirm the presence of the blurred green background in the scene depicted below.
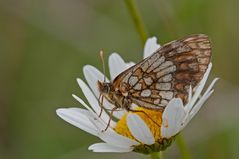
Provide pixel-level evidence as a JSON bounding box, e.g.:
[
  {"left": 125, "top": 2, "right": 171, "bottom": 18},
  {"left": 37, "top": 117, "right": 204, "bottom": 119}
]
[{"left": 1, "top": 0, "right": 239, "bottom": 159}]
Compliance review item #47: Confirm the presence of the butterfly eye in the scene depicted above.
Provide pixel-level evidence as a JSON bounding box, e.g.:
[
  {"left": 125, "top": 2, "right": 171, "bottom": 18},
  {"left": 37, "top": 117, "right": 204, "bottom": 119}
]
[
  {"left": 103, "top": 83, "right": 111, "bottom": 93},
  {"left": 98, "top": 81, "right": 111, "bottom": 94}
]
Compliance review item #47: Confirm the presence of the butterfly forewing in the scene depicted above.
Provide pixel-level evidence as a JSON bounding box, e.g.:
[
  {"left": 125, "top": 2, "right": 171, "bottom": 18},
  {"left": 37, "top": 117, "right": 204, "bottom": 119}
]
[{"left": 113, "top": 34, "right": 211, "bottom": 110}]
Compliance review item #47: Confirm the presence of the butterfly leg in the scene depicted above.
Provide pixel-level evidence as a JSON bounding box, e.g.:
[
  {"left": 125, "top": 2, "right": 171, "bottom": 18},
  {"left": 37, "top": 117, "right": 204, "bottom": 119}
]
[
  {"left": 98, "top": 94, "right": 104, "bottom": 117},
  {"left": 127, "top": 108, "right": 161, "bottom": 128},
  {"left": 103, "top": 106, "right": 118, "bottom": 131}
]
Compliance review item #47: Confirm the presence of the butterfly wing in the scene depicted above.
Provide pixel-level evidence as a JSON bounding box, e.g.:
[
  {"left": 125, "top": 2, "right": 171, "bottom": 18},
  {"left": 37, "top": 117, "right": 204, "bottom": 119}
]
[{"left": 113, "top": 34, "right": 211, "bottom": 110}]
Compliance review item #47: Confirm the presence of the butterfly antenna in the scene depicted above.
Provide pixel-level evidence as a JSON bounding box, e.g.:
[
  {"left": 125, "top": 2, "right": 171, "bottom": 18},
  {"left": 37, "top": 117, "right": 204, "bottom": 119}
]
[{"left": 100, "top": 50, "right": 106, "bottom": 82}]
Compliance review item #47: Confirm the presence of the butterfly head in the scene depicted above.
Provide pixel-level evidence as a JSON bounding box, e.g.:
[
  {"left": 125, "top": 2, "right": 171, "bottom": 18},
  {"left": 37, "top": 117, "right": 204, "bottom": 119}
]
[{"left": 97, "top": 80, "right": 114, "bottom": 94}]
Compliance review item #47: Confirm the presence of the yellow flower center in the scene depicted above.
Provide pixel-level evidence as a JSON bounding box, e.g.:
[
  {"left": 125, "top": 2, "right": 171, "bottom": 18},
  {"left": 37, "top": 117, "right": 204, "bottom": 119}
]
[
  {"left": 114, "top": 107, "right": 175, "bottom": 154},
  {"left": 114, "top": 107, "right": 163, "bottom": 142}
]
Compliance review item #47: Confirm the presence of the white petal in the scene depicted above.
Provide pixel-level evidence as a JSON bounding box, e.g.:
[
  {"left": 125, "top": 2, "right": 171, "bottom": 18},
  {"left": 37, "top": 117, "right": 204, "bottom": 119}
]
[
  {"left": 111, "top": 109, "right": 126, "bottom": 119},
  {"left": 97, "top": 131, "right": 139, "bottom": 148},
  {"left": 112, "top": 109, "right": 127, "bottom": 119},
  {"left": 161, "top": 98, "right": 186, "bottom": 138},
  {"left": 143, "top": 37, "right": 160, "bottom": 59},
  {"left": 188, "top": 85, "right": 192, "bottom": 102},
  {"left": 88, "top": 143, "right": 133, "bottom": 153},
  {"left": 202, "top": 78, "right": 219, "bottom": 98},
  {"left": 72, "top": 95, "right": 116, "bottom": 128},
  {"left": 127, "top": 114, "right": 155, "bottom": 145},
  {"left": 76, "top": 78, "right": 112, "bottom": 124},
  {"left": 190, "top": 78, "right": 219, "bottom": 116},
  {"left": 187, "top": 90, "right": 214, "bottom": 123},
  {"left": 56, "top": 108, "right": 97, "bottom": 136},
  {"left": 184, "top": 78, "right": 219, "bottom": 127},
  {"left": 108, "top": 53, "right": 128, "bottom": 80},
  {"left": 82, "top": 65, "right": 123, "bottom": 120},
  {"left": 83, "top": 65, "right": 109, "bottom": 97},
  {"left": 102, "top": 99, "right": 126, "bottom": 119},
  {"left": 126, "top": 62, "right": 135, "bottom": 68},
  {"left": 72, "top": 94, "right": 93, "bottom": 112},
  {"left": 185, "top": 63, "right": 212, "bottom": 113},
  {"left": 87, "top": 115, "right": 139, "bottom": 148}
]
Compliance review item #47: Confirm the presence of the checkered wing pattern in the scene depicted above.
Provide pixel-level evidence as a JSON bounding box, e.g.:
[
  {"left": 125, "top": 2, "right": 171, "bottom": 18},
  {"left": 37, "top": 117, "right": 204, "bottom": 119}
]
[{"left": 113, "top": 34, "right": 211, "bottom": 110}]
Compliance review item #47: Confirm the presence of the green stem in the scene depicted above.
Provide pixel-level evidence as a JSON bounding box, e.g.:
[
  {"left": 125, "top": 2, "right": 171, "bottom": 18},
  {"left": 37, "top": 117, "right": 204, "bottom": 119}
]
[
  {"left": 176, "top": 134, "right": 191, "bottom": 159},
  {"left": 150, "top": 152, "right": 161, "bottom": 159},
  {"left": 124, "top": 2, "right": 191, "bottom": 159},
  {"left": 124, "top": 0, "right": 148, "bottom": 44}
]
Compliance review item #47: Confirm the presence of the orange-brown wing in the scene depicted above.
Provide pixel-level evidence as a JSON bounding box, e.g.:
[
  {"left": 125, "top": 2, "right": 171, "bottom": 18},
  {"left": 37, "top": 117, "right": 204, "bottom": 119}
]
[{"left": 113, "top": 34, "right": 211, "bottom": 110}]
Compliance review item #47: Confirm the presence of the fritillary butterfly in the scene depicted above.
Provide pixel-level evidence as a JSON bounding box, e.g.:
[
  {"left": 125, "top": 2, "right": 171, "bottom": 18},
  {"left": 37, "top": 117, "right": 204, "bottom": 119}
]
[{"left": 98, "top": 34, "right": 211, "bottom": 129}]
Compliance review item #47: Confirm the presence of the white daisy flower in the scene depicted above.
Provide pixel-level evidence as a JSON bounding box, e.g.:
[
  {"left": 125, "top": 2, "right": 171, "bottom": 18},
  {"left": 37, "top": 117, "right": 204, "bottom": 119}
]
[{"left": 56, "top": 37, "right": 218, "bottom": 154}]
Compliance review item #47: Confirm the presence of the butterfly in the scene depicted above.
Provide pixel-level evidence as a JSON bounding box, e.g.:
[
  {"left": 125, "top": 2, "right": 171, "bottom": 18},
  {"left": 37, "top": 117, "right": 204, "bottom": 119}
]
[{"left": 98, "top": 34, "right": 211, "bottom": 129}]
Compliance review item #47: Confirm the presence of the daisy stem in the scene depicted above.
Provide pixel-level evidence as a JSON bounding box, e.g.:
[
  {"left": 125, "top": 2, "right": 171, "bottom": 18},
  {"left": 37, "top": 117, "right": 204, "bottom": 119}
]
[
  {"left": 176, "top": 134, "right": 191, "bottom": 159},
  {"left": 150, "top": 152, "right": 161, "bottom": 159},
  {"left": 124, "top": 0, "right": 148, "bottom": 44},
  {"left": 124, "top": 2, "right": 191, "bottom": 158}
]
